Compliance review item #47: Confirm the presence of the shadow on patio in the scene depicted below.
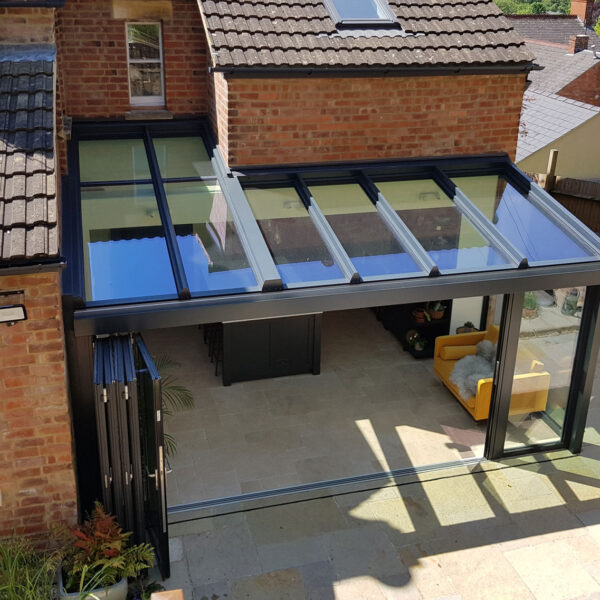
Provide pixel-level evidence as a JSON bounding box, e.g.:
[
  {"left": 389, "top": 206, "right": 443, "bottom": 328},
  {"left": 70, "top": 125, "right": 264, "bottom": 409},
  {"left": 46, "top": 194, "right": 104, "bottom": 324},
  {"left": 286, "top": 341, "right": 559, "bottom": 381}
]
[{"left": 145, "top": 309, "right": 600, "bottom": 599}]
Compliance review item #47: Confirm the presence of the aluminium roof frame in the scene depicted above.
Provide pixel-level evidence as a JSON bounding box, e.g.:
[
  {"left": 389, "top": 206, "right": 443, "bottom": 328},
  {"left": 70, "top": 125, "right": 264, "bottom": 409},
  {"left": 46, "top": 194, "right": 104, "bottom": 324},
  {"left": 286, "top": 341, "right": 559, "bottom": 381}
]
[{"left": 65, "top": 119, "right": 600, "bottom": 336}]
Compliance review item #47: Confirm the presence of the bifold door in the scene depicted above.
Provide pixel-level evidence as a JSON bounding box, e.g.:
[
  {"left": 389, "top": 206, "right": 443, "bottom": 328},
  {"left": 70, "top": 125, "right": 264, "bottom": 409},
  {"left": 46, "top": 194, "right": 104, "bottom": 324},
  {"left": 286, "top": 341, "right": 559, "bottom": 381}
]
[{"left": 93, "top": 334, "right": 170, "bottom": 578}]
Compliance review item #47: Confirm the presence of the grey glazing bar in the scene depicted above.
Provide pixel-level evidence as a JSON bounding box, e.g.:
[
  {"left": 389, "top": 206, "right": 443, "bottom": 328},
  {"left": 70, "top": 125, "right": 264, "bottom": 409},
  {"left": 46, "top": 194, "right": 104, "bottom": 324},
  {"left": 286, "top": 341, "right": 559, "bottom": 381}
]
[
  {"left": 432, "top": 168, "right": 527, "bottom": 268},
  {"left": 357, "top": 172, "right": 439, "bottom": 276},
  {"left": 293, "top": 175, "right": 361, "bottom": 284},
  {"left": 525, "top": 178, "right": 600, "bottom": 257},
  {"left": 210, "top": 148, "right": 283, "bottom": 292},
  {"left": 143, "top": 128, "right": 191, "bottom": 300}
]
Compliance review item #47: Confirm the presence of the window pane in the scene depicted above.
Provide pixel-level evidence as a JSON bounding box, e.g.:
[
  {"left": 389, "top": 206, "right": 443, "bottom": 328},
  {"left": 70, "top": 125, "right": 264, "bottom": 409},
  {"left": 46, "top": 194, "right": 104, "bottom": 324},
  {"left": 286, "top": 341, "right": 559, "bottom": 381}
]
[
  {"left": 504, "top": 287, "right": 585, "bottom": 450},
  {"left": 244, "top": 186, "right": 344, "bottom": 285},
  {"left": 128, "top": 24, "right": 161, "bottom": 60},
  {"left": 153, "top": 137, "right": 215, "bottom": 179},
  {"left": 331, "top": 0, "right": 390, "bottom": 20},
  {"left": 79, "top": 139, "right": 150, "bottom": 182},
  {"left": 129, "top": 63, "right": 163, "bottom": 98},
  {"left": 452, "top": 176, "right": 593, "bottom": 263},
  {"left": 164, "top": 182, "right": 258, "bottom": 295},
  {"left": 308, "top": 183, "right": 422, "bottom": 278},
  {"left": 377, "top": 179, "right": 511, "bottom": 272},
  {"left": 81, "top": 184, "right": 177, "bottom": 303}
]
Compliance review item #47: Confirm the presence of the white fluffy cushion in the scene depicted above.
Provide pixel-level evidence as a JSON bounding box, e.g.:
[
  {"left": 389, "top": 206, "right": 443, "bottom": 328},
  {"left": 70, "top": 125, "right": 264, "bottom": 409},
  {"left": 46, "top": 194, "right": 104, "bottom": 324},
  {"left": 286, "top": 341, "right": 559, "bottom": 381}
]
[{"left": 449, "top": 340, "right": 496, "bottom": 399}]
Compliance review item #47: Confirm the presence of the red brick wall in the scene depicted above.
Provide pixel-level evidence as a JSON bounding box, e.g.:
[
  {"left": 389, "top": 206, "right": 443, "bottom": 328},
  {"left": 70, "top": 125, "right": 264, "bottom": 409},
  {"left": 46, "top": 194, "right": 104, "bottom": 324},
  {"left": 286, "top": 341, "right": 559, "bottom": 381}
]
[
  {"left": 0, "top": 7, "right": 55, "bottom": 43},
  {"left": 558, "top": 63, "right": 600, "bottom": 107},
  {"left": 55, "top": 0, "right": 208, "bottom": 121},
  {"left": 0, "top": 272, "right": 77, "bottom": 540},
  {"left": 210, "top": 72, "right": 229, "bottom": 160},
  {"left": 217, "top": 74, "right": 527, "bottom": 168}
]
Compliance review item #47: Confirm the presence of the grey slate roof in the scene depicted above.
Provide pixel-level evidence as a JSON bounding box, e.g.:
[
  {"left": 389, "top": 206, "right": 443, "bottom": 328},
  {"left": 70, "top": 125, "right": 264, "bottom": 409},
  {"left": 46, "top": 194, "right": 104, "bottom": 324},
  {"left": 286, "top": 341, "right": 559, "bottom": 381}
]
[
  {"left": 525, "top": 42, "right": 600, "bottom": 94},
  {"left": 516, "top": 90, "right": 600, "bottom": 161},
  {"left": 198, "top": 0, "right": 535, "bottom": 70},
  {"left": 507, "top": 15, "right": 600, "bottom": 47},
  {"left": 0, "top": 44, "right": 58, "bottom": 264}
]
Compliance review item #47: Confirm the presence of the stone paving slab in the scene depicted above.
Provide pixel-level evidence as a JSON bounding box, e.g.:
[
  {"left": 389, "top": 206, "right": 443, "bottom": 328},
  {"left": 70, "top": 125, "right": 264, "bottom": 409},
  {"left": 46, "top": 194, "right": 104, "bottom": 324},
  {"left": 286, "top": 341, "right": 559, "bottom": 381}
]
[{"left": 162, "top": 450, "right": 600, "bottom": 599}]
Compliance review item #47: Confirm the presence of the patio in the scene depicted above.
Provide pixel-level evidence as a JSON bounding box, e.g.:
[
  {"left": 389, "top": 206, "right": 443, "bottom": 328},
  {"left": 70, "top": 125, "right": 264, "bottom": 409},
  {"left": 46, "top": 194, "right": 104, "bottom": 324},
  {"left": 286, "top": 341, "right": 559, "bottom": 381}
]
[{"left": 144, "top": 305, "right": 565, "bottom": 509}]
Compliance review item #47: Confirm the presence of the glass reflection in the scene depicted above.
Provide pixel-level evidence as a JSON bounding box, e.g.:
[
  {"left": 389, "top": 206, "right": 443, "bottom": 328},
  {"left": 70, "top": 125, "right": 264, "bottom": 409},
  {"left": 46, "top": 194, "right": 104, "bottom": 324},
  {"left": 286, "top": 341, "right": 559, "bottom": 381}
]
[
  {"left": 504, "top": 287, "right": 584, "bottom": 450},
  {"left": 79, "top": 139, "right": 150, "bottom": 182},
  {"left": 154, "top": 137, "right": 215, "bottom": 179},
  {"left": 377, "top": 179, "right": 510, "bottom": 272},
  {"left": 81, "top": 184, "right": 176, "bottom": 302},
  {"left": 164, "top": 182, "right": 258, "bottom": 295},
  {"left": 308, "top": 183, "right": 422, "bottom": 278},
  {"left": 452, "top": 175, "right": 592, "bottom": 263},
  {"left": 244, "top": 187, "right": 344, "bottom": 285}
]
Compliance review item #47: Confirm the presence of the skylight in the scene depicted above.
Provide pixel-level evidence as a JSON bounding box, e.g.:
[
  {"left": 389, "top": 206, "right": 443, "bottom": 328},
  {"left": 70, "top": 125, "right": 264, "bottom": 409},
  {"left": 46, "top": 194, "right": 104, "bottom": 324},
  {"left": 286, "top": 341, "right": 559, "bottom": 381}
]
[{"left": 325, "top": 0, "right": 397, "bottom": 26}]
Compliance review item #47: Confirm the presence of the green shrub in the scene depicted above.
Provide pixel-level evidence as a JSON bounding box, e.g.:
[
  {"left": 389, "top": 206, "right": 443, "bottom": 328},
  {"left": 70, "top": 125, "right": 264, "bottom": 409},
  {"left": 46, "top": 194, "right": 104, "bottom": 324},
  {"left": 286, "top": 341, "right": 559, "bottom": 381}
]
[{"left": 0, "top": 537, "right": 59, "bottom": 600}]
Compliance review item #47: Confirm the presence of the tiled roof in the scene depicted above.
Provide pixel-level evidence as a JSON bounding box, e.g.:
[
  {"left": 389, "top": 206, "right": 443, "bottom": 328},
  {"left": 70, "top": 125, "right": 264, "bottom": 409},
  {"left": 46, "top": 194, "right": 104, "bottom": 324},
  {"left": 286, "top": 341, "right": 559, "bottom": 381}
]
[
  {"left": 198, "top": 0, "right": 535, "bottom": 70},
  {"left": 525, "top": 42, "right": 600, "bottom": 94},
  {"left": 0, "top": 45, "right": 58, "bottom": 264},
  {"left": 516, "top": 90, "right": 600, "bottom": 161},
  {"left": 507, "top": 15, "right": 600, "bottom": 47}
]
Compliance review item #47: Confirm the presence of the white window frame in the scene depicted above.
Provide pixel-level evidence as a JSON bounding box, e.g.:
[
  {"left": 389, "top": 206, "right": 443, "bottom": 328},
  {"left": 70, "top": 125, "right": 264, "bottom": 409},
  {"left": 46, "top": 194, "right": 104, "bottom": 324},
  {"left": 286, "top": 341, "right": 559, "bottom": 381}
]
[{"left": 126, "top": 21, "right": 165, "bottom": 107}]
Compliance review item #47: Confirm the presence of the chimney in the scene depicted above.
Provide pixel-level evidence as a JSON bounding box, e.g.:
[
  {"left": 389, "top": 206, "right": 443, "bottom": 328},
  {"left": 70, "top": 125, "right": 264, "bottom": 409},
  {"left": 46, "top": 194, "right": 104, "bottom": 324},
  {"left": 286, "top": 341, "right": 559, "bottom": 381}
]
[
  {"left": 570, "top": 0, "right": 595, "bottom": 27},
  {"left": 569, "top": 34, "right": 589, "bottom": 53}
]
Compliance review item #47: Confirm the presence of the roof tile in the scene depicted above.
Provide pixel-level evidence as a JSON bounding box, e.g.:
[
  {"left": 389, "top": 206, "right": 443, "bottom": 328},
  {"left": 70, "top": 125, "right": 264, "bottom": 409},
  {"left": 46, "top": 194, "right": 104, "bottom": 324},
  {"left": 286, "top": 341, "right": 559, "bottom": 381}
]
[
  {"left": 0, "top": 48, "right": 57, "bottom": 264},
  {"left": 198, "top": 0, "right": 535, "bottom": 69}
]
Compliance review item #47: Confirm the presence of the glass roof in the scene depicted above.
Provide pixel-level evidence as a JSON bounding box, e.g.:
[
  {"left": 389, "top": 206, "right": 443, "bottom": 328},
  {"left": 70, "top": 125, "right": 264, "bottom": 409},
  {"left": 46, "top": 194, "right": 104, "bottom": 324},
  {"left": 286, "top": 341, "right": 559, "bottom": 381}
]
[{"left": 72, "top": 124, "right": 600, "bottom": 307}]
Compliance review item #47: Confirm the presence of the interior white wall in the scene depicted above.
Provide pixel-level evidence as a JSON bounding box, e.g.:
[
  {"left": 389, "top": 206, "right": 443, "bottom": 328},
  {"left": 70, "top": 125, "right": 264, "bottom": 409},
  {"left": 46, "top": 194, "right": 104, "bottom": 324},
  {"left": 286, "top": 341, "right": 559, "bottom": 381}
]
[{"left": 450, "top": 296, "right": 484, "bottom": 333}]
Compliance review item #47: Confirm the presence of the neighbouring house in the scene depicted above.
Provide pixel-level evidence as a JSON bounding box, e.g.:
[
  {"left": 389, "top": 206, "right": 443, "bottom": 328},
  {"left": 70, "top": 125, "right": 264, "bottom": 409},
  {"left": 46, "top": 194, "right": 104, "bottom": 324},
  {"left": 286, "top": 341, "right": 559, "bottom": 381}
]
[
  {"left": 508, "top": 4, "right": 600, "bottom": 179},
  {"left": 2, "top": 0, "right": 600, "bottom": 580}
]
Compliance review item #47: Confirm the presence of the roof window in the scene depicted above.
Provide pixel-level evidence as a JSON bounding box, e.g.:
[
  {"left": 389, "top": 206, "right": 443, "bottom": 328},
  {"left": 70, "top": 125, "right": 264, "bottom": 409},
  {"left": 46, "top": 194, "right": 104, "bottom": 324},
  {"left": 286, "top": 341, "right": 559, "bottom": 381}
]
[{"left": 324, "top": 0, "right": 398, "bottom": 26}]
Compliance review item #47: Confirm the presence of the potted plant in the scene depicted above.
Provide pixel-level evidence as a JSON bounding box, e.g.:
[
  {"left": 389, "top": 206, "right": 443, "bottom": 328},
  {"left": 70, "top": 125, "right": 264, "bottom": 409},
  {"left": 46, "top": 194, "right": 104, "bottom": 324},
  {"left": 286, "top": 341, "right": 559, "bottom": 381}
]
[
  {"left": 522, "top": 291, "right": 539, "bottom": 319},
  {"left": 57, "top": 502, "right": 155, "bottom": 600},
  {"left": 412, "top": 307, "right": 430, "bottom": 323},
  {"left": 456, "top": 321, "right": 477, "bottom": 334},
  {"left": 427, "top": 301, "right": 446, "bottom": 320}
]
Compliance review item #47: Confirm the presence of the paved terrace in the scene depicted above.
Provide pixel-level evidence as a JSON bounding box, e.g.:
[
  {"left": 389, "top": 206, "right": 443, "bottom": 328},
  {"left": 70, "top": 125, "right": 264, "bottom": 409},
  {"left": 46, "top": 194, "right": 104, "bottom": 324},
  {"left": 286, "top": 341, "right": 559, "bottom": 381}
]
[{"left": 159, "top": 378, "right": 600, "bottom": 599}]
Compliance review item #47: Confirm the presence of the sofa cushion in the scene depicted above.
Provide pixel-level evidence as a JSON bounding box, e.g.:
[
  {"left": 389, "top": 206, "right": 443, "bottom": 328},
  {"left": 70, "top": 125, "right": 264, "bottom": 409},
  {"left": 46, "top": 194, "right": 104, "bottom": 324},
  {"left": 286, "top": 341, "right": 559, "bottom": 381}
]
[{"left": 439, "top": 345, "right": 478, "bottom": 360}]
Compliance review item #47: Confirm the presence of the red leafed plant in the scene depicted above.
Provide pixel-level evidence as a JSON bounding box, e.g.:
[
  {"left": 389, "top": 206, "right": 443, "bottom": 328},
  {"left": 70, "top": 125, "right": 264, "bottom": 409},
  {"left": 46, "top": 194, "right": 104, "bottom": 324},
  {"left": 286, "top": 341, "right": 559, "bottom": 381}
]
[{"left": 59, "top": 501, "right": 154, "bottom": 594}]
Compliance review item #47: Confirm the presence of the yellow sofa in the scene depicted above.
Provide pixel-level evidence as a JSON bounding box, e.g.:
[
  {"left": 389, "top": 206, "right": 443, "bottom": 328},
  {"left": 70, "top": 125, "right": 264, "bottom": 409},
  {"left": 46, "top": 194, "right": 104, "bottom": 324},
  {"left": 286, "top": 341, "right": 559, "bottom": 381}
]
[{"left": 433, "top": 326, "right": 550, "bottom": 421}]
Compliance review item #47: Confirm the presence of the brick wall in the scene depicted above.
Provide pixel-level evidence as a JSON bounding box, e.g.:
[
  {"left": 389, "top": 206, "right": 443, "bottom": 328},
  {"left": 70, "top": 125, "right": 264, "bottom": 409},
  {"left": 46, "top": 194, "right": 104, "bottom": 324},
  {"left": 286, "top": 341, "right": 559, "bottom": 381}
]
[
  {"left": 0, "top": 7, "right": 55, "bottom": 43},
  {"left": 0, "top": 271, "right": 78, "bottom": 539},
  {"left": 210, "top": 71, "right": 229, "bottom": 161},
  {"left": 216, "top": 73, "right": 527, "bottom": 168},
  {"left": 558, "top": 62, "right": 600, "bottom": 107},
  {"left": 55, "top": 0, "right": 208, "bottom": 121}
]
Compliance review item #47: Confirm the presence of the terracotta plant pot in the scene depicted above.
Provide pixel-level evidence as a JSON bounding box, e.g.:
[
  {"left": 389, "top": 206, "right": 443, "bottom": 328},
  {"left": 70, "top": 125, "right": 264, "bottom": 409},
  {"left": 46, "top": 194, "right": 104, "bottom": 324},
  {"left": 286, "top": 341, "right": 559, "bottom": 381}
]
[
  {"left": 412, "top": 308, "right": 426, "bottom": 323},
  {"left": 428, "top": 309, "right": 445, "bottom": 320}
]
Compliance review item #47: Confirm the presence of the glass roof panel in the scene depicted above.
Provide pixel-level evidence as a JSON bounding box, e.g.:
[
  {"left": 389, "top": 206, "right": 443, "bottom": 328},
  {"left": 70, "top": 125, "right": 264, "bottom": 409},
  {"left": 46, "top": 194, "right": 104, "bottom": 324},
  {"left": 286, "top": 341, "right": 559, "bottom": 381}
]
[
  {"left": 164, "top": 182, "right": 258, "bottom": 295},
  {"left": 79, "top": 139, "right": 150, "bottom": 182},
  {"left": 244, "top": 186, "right": 345, "bottom": 286},
  {"left": 452, "top": 176, "right": 593, "bottom": 263},
  {"left": 308, "top": 183, "right": 422, "bottom": 278},
  {"left": 153, "top": 137, "right": 215, "bottom": 179},
  {"left": 330, "top": 0, "right": 393, "bottom": 20},
  {"left": 377, "top": 179, "right": 511, "bottom": 273},
  {"left": 81, "top": 184, "right": 177, "bottom": 303}
]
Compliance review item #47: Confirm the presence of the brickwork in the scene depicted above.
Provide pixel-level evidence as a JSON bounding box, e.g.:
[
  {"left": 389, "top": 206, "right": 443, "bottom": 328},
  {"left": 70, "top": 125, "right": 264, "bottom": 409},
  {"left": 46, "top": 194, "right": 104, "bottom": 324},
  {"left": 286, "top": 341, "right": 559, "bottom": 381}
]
[
  {"left": 559, "top": 62, "right": 600, "bottom": 107},
  {"left": 218, "top": 74, "right": 527, "bottom": 168},
  {"left": 0, "top": 7, "right": 55, "bottom": 44},
  {"left": 55, "top": 0, "right": 208, "bottom": 122},
  {"left": 0, "top": 272, "right": 77, "bottom": 539},
  {"left": 210, "top": 72, "right": 229, "bottom": 159},
  {"left": 568, "top": 34, "right": 589, "bottom": 53}
]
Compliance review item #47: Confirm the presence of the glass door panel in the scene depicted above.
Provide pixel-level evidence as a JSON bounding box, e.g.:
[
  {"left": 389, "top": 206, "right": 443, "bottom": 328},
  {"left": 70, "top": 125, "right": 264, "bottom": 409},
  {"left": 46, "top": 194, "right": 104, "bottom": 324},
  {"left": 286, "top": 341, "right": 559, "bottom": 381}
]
[{"left": 504, "top": 287, "right": 585, "bottom": 450}]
